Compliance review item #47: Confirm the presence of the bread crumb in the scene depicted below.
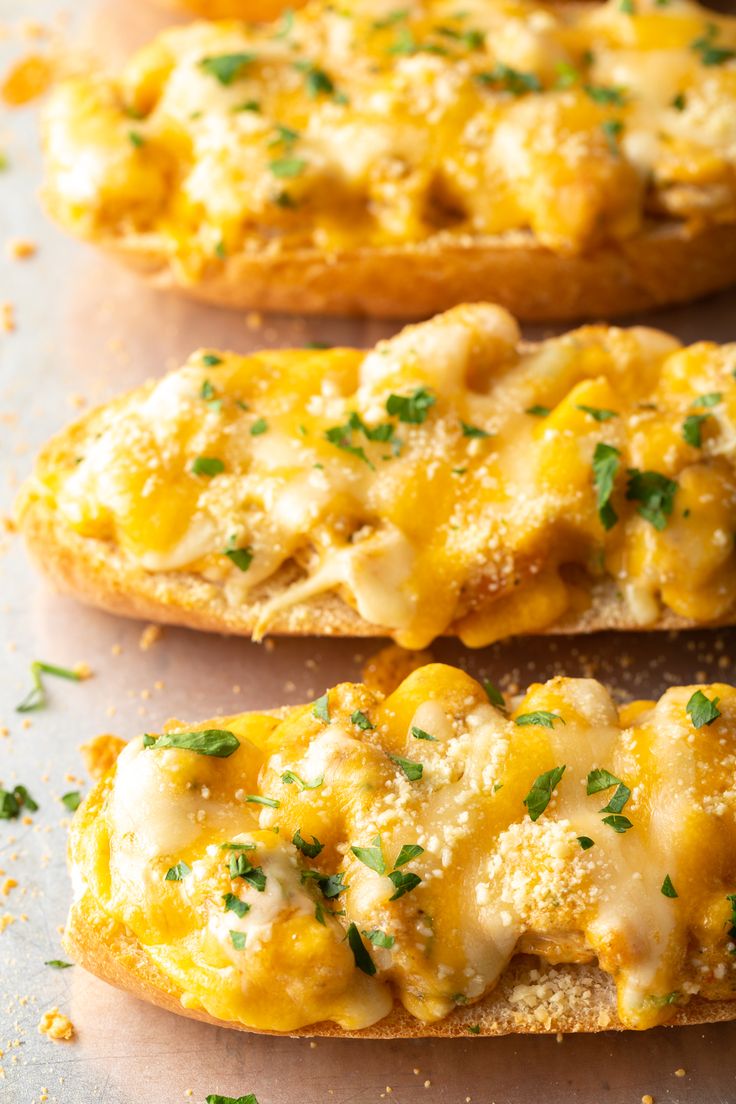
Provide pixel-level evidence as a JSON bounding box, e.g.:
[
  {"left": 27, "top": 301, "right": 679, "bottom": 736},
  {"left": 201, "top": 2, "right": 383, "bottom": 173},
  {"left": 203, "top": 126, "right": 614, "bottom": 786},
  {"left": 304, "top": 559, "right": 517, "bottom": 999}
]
[
  {"left": 424, "top": 1082, "right": 431, "bottom": 1089},
  {"left": 246, "top": 311, "right": 263, "bottom": 330},
  {"left": 1, "top": 878, "right": 17, "bottom": 896},
  {"left": 1, "top": 302, "right": 15, "bottom": 332},
  {"left": 642, "top": 1096, "right": 654, "bottom": 1104},
  {"left": 0, "top": 913, "right": 14, "bottom": 932},
  {"left": 5, "top": 237, "right": 36, "bottom": 260},
  {"left": 675, "top": 1069, "right": 686, "bottom": 1078},
  {"left": 73, "top": 661, "right": 92, "bottom": 680},
  {"left": 79, "top": 733, "right": 125, "bottom": 780},
  {"left": 37, "top": 1008, "right": 74, "bottom": 1042},
  {"left": 139, "top": 623, "right": 163, "bottom": 651}
]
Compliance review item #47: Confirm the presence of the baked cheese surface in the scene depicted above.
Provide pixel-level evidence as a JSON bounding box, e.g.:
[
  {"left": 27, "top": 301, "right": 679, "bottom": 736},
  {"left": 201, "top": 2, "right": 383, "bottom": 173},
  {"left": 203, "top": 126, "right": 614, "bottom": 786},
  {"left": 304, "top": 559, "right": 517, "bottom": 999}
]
[
  {"left": 26, "top": 303, "right": 736, "bottom": 646},
  {"left": 43, "top": 0, "right": 736, "bottom": 271},
  {"left": 68, "top": 666, "right": 736, "bottom": 1033}
]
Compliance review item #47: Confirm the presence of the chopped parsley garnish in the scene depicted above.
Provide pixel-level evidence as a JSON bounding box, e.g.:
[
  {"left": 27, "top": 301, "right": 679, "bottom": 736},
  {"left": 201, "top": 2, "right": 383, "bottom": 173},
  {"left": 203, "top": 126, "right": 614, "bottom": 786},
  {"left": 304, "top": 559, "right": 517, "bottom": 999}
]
[
  {"left": 206, "top": 1096, "right": 258, "bottom": 1104},
  {"left": 200, "top": 53, "right": 255, "bottom": 85},
  {"left": 691, "top": 24, "right": 736, "bottom": 67},
  {"left": 476, "top": 63, "right": 541, "bottom": 95},
  {"left": 230, "top": 930, "right": 247, "bottom": 950},
  {"left": 388, "top": 870, "right": 422, "bottom": 900},
  {"left": 234, "top": 100, "right": 261, "bottom": 113},
  {"left": 128, "top": 130, "right": 145, "bottom": 148},
  {"left": 143, "top": 728, "right": 240, "bottom": 757},
  {"left": 324, "top": 424, "right": 375, "bottom": 469},
  {"left": 273, "top": 7, "right": 294, "bottom": 37},
  {"left": 592, "top": 443, "right": 621, "bottom": 530},
  {"left": 577, "top": 836, "right": 595, "bottom": 850},
  {"left": 16, "top": 660, "right": 85, "bottom": 713},
  {"left": 281, "top": 770, "right": 323, "bottom": 791},
  {"left": 460, "top": 421, "right": 491, "bottom": 439},
  {"left": 625, "top": 468, "right": 678, "bottom": 530},
  {"left": 164, "top": 861, "right": 192, "bottom": 882},
  {"left": 274, "top": 190, "right": 296, "bottom": 208},
  {"left": 191, "top": 456, "right": 225, "bottom": 477},
  {"left": 661, "top": 875, "right": 678, "bottom": 899},
  {"left": 394, "top": 843, "right": 424, "bottom": 867},
  {"left": 45, "top": 960, "right": 73, "bottom": 969},
  {"left": 219, "top": 842, "right": 256, "bottom": 851},
  {"left": 269, "top": 123, "right": 299, "bottom": 147},
  {"left": 467, "top": 1025, "right": 481, "bottom": 1035},
  {"left": 601, "top": 118, "right": 624, "bottom": 153},
  {"left": 584, "top": 84, "right": 626, "bottom": 106},
  {"left": 61, "top": 791, "right": 82, "bottom": 812},
  {"left": 483, "top": 679, "right": 506, "bottom": 710},
  {"left": 515, "top": 711, "right": 564, "bottom": 729},
  {"left": 347, "top": 922, "right": 376, "bottom": 975},
  {"left": 351, "top": 835, "right": 386, "bottom": 874},
  {"left": 602, "top": 814, "right": 633, "bottom": 833},
  {"left": 411, "top": 725, "right": 437, "bottom": 741},
  {"left": 351, "top": 710, "right": 374, "bottom": 730},
  {"left": 302, "top": 870, "right": 348, "bottom": 899},
  {"left": 619, "top": 0, "right": 634, "bottom": 12},
  {"left": 223, "top": 892, "right": 251, "bottom": 918},
  {"left": 525, "top": 404, "right": 550, "bottom": 417},
  {"left": 295, "top": 61, "right": 335, "bottom": 98},
  {"left": 0, "top": 785, "right": 39, "bottom": 820},
  {"left": 202, "top": 353, "right": 223, "bottom": 366},
  {"left": 305, "top": 340, "right": 331, "bottom": 350},
  {"left": 682, "top": 412, "right": 710, "bottom": 448},
  {"left": 228, "top": 851, "right": 267, "bottom": 891},
  {"left": 726, "top": 893, "right": 736, "bottom": 943},
  {"left": 293, "top": 828, "right": 324, "bottom": 858},
  {"left": 372, "top": 8, "right": 409, "bottom": 29},
  {"left": 522, "top": 765, "right": 566, "bottom": 821},
  {"left": 686, "top": 689, "right": 721, "bottom": 728},
  {"left": 672, "top": 92, "right": 686, "bottom": 111},
  {"left": 243, "top": 794, "right": 280, "bottom": 808},
  {"left": 250, "top": 417, "right": 268, "bottom": 435},
  {"left": 313, "top": 692, "right": 330, "bottom": 723},
  {"left": 224, "top": 543, "right": 253, "bottom": 572},
  {"left": 576, "top": 404, "right": 619, "bottom": 422},
  {"left": 388, "top": 27, "right": 448, "bottom": 56},
  {"left": 586, "top": 768, "right": 630, "bottom": 814},
  {"left": 555, "top": 61, "right": 579, "bottom": 88},
  {"left": 436, "top": 25, "right": 485, "bottom": 49},
  {"left": 269, "top": 156, "right": 307, "bottom": 179},
  {"left": 363, "top": 928, "right": 394, "bottom": 949},
  {"left": 693, "top": 391, "right": 722, "bottom": 408},
  {"left": 386, "top": 387, "right": 436, "bottom": 425},
  {"left": 200, "top": 379, "right": 216, "bottom": 401},
  {"left": 390, "top": 754, "right": 423, "bottom": 781}
]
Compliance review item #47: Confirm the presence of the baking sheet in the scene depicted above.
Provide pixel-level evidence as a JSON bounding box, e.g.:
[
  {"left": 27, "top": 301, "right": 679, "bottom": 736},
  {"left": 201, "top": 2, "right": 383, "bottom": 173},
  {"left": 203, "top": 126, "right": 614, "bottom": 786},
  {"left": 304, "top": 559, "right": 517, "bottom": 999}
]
[{"left": 1, "top": 0, "right": 736, "bottom": 1100}]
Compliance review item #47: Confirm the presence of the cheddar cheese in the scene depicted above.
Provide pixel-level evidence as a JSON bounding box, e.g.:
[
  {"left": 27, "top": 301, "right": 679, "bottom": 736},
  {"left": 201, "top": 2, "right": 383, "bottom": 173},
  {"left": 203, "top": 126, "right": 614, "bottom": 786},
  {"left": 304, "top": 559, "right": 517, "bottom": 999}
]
[
  {"left": 65, "top": 665, "right": 736, "bottom": 1035},
  {"left": 17, "top": 303, "right": 736, "bottom": 647},
  {"left": 41, "top": 0, "right": 736, "bottom": 317}
]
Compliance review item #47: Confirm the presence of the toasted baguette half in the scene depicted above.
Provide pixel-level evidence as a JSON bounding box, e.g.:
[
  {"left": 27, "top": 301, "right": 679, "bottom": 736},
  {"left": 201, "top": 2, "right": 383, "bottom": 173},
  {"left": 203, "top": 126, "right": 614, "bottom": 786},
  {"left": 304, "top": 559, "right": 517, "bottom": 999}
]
[
  {"left": 62, "top": 892, "right": 736, "bottom": 1037},
  {"left": 96, "top": 221, "right": 736, "bottom": 322},
  {"left": 17, "top": 303, "right": 736, "bottom": 648},
  {"left": 41, "top": 0, "right": 736, "bottom": 319},
  {"left": 63, "top": 668, "right": 736, "bottom": 1035}
]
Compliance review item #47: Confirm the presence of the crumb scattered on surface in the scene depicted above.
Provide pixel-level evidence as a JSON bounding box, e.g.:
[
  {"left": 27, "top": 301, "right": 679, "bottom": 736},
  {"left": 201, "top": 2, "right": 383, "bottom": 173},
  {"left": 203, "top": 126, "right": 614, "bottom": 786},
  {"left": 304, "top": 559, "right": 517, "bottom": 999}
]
[
  {"left": 139, "top": 623, "right": 163, "bottom": 651},
  {"left": 1, "top": 302, "right": 16, "bottom": 332},
  {"left": 1, "top": 53, "right": 54, "bottom": 105},
  {"left": 5, "top": 237, "right": 36, "bottom": 260},
  {"left": 37, "top": 1008, "right": 74, "bottom": 1042},
  {"left": 675, "top": 1069, "right": 686, "bottom": 1078},
  {"left": 79, "top": 733, "right": 125, "bottom": 780}
]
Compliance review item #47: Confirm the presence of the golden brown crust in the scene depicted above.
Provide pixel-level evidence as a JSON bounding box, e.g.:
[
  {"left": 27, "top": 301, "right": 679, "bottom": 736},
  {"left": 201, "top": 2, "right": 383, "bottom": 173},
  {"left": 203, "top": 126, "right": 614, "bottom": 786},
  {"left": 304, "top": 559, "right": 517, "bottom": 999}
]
[
  {"left": 17, "top": 387, "right": 730, "bottom": 642},
  {"left": 64, "top": 890, "right": 736, "bottom": 1036},
  {"left": 92, "top": 219, "right": 736, "bottom": 321}
]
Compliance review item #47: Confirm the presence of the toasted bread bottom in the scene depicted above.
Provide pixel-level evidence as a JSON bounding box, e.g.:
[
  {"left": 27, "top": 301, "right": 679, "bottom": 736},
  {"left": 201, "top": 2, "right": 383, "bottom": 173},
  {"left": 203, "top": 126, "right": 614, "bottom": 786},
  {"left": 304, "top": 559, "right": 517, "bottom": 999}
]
[
  {"left": 64, "top": 891, "right": 736, "bottom": 1036},
  {"left": 99, "top": 220, "right": 736, "bottom": 320}
]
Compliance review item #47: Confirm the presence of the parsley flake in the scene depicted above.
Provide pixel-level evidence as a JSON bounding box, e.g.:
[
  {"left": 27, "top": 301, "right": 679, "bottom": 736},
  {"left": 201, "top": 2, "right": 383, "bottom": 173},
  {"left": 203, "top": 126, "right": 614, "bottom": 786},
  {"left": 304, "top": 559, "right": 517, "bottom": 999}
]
[
  {"left": 526, "top": 404, "right": 551, "bottom": 417},
  {"left": 460, "top": 421, "right": 491, "bottom": 439},
  {"left": 626, "top": 468, "right": 678, "bottom": 531},
  {"left": 230, "top": 930, "right": 247, "bottom": 950},
  {"left": 661, "top": 875, "right": 678, "bottom": 899},
  {"left": 364, "top": 928, "right": 394, "bottom": 948},
  {"left": 411, "top": 725, "right": 437, "bottom": 741},
  {"left": 515, "top": 711, "right": 564, "bottom": 729},
  {"left": 347, "top": 922, "right": 376, "bottom": 975},
  {"left": 602, "top": 813, "right": 633, "bottom": 833},
  {"left": 351, "top": 835, "right": 386, "bottom": 875},
  {"left": 577, "top": 836, "right": 595, "bottom": 850},
  {"left": 200, "top": 53, "right": 255, "bottom": 85},
  {"left": 223, "top": 892, "right": 251, "bottom": 918},
  {"left": 388, "top": 870, "right": 422, "bottom": 900},
  {"left": 592, "top": 443, "right": 621, "bottom": 530},
  {"left": 143, "top": 728, "right": 239, "bottom": 757},
  {"left": 576, "top": 404, "right": 619, "bottom": 422},
  {"left": 351, "top": 710, "right": 374, "bottom": 730},
  {"left": 165, "top": 861, "right": 192, "bottom": 882},
  {"left": 686, "top": 689, "right": 721, "bottom": 728},
  {"left": 483, "top": 680, "right": 506, "bottom": 710},
  {"left": 293, "top": 828, "right": 324, "bottom": 858},
  {"left": 523, "top": 765, "right": 566, "bottom": 821},
  {"left": 386, "top": 387, "right": 436, "bottom": 424},
  {"left": 313, "top": 692, "right": 330, "bottom": 723},
  {"left": 191, "top": 456, "right": 224, "bottom": 477},
  {"left": 16, "top": 660, "right": 85, "bottom": 713},
  {"left": 390, "top": 755, "right": 423, "bottom": 781},
  {"left": 61, "top": 791, "right": 82, "bottom": 812},
  {"left": 682, "top": 412, "right": 710, "bottom": 448}
]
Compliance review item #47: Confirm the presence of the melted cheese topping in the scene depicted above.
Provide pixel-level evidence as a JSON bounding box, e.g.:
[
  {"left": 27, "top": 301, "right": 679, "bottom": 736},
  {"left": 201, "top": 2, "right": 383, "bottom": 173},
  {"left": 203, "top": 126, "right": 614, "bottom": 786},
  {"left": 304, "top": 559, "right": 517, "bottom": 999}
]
[
  {"left": 68, "top": 665, "right": 736, "bottom": 1033},
  {"left": 43, "top": 0, "right": 736, "bottom": 267},
  {"left": 31, "top": 302, "right": 736, "bottom": 647}
]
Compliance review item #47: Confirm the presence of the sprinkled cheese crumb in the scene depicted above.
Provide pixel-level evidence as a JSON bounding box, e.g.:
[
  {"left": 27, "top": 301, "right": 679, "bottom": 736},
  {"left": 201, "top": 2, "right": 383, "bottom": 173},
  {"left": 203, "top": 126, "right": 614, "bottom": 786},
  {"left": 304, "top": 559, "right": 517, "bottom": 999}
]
[
  {"left": 37, "top": 1008, "right": 74, "bottom": 1042},
  {"left": 139, "top": 623, "right": 163, "bottom": 651}
]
